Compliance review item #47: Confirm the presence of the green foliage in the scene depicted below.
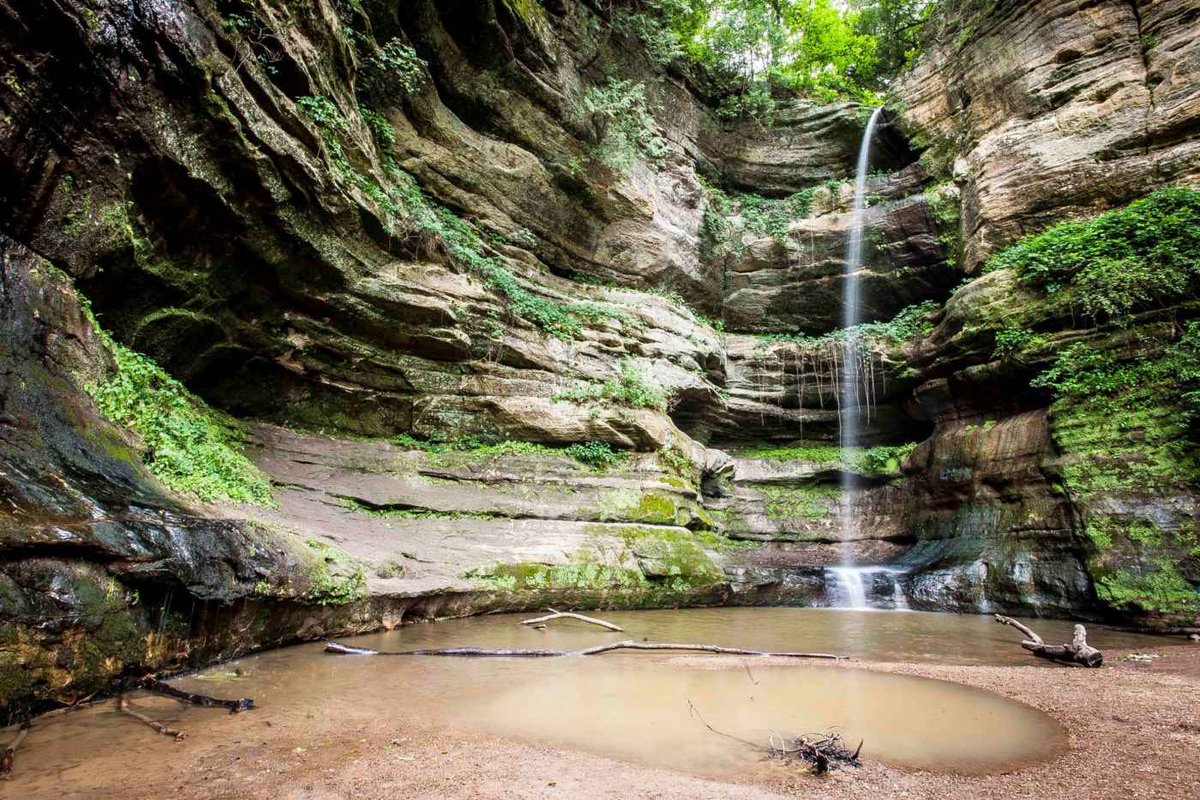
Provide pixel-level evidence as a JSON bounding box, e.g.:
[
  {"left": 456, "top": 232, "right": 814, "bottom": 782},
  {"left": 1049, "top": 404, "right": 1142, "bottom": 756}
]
[
  {"left": 924, "top": 182, "right": 961, "bottom": 267},
  {"left": 81, "top": 300, "right": 273, "bottom": 505},
  {"left": 854, "top": 0, "right": 936, "bottom": 77},
  {"left": 361, "top": 37, "right": 428, "bottom": 100},
  {"left": 565, "top": 441, "right": 627, "bottom": 469},
  {"left": 377, "top": 164, "right": 634, "bottom": 338},
  {"left": 741, "top": 441, "right": 916, "bottom": 476},
  {"left": 555, "top": 361, "right": 671, "bottom": 412},
  {"left": 1032, "top": 343, "right": 1139, "bottom": 398},
  {"left": 578, "top": 77, "right": 667, "bottom": 172},
  {"left": 737, "top": 191, "right": 817, "bottom": 242},
  {"left": 296, "top": 95, "right": 348, "bottom": 133},
  {"left": 757, "top": 300, "right": 940, "bottom": 350},
  {"left": 389, "top": 434, "right": 628, "bottom": 470},
  {"left": 992, "top": 325, "right": 1047, "bottom": 359},
  {"left": 984, "top": 187, "right": 1200, "bottom": 323},
  {"left": 1034, "top": 324, "right": 1200, "bottom": 494},
  {"left": 359, "top": 105, "right": 395, "bottom": 147},
  {"left": 853, "top": 442, "right": 918, "bottom": 474},
  {"left": 297, "top": 95, "right": 353, "bottom": 177},
  {"left": 614, "top": 1, "right": 689, "bottom": 66},
  {"left": 700, "top": 179, "right": 846, "bottom": 258},
  {"left": 340, "top": 497, "right": 500, "bottom": 520},
  {"left": 617, "top": 1, "right": 932, "bottom": 113}
]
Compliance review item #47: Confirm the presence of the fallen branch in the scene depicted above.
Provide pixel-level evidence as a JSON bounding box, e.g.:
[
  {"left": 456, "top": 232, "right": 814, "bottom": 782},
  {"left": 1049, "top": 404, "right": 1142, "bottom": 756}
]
[
  {"left": 995, "top": 615, "right": 1103, "bottom": 667},
  {"left": 686, "top": 700, "right": 860, "bottom": 776},
  {"left": 520, "top": 608, "right": 624, "bottom": 632},
  {"left": 117, "top": 695, "right": 186, "bottom": 740},
  {"left": 144, "top": 678, "right": 254, "bottom": 713},
  {"left": 768, "top": 731, "right": 862, "bottom": 774},
  {"left": 0, "top": 723, "right": 30, "bottom": 778},
  {"left": 325, "top": 640, "right": 842, "bottom": 659},
  {"left": 686, "top": 700, "right": 759, "bottom": 748}
]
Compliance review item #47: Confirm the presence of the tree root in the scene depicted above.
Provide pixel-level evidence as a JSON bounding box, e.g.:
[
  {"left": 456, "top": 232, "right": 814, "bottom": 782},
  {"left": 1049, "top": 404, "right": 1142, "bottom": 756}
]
[
  {"left": 143, "top": 678, "right": 254, "bottom": 713},
  {"left": 0, "top": 723, "right": 30, "bottom": 779},
  {"left": 325, "top": 640, "right": 842, "bottom": 659},
  {"left": 994, "top": 615, "right": 1103, "bottom": 667},
  {"left": 520, "top": 608, "right": 624, "bottom": 632},
  {"left": 117, "top": 696, "right": 186, "bottom": 740}
]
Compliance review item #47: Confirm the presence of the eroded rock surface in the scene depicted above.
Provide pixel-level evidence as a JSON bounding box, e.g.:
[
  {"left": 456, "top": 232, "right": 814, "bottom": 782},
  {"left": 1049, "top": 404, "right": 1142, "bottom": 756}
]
[{"left": 1, "top": 0, "right": 1199, "bottom": 712}]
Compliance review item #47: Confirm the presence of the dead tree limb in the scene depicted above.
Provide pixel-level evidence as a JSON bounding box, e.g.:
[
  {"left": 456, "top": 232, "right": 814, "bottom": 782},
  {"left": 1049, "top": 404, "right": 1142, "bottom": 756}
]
[
  {"left": 143, "top": 678, "right": 254, "bottom": 713},
  {"left": 994, "top": 615, "right": 1103, "bottom": 667},
  {"left": 117, "top": 696, "right": 186, "bottom": 740},
  {"left": 0, "top": 723, "right": 30, "bottom": 778},
  {"left": 686, "top": 700, "right": 759, "bottom": 748},
  {"left": 520, "top": 608, "right": 624, "bottom": 632},
  {"left": 325, "top": 640, "right": 842, "bottom": 659}
]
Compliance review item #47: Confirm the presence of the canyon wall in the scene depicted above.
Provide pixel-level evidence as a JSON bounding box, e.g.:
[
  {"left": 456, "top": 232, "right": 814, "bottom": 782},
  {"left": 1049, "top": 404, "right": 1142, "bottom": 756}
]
[{"left": 1, "top": 0, "right": 1198, "bottom": 712}]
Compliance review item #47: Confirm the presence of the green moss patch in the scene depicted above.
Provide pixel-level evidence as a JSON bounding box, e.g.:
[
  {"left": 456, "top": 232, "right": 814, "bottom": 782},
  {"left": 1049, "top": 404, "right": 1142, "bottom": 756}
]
[
  {"left": 753, "top": 483, "right": 842, "bottom": 520},
  {"left": 739, "top": 442, "right": 917, "bottom": 477}
]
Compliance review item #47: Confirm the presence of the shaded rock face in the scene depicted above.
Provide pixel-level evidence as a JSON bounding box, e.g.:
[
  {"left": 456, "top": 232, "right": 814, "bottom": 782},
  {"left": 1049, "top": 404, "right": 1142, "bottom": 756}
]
[
  {"left": 722, "top": 174, "right": 959, "bottom": 334},
  {"left": 0, "top": 238, "right": 367, "bottom": 709},
  {"left": 900, "top": 0, "right": 1200, "bottom": 271}
]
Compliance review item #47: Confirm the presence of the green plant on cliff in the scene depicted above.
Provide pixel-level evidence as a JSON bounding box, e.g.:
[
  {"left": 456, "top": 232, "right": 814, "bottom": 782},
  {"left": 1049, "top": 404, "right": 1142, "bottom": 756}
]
[
  {"left": 741, "top": 441, "right": 916, "bottom": 476},
  {"left": 924, "top": 182, "right": 961, "bottom": 267},
  {"left": 81, "top": 300, "right": 274, "bottom": 505},
  {"left": 363, "top": 38, "right": 428, "bottom": 98},
  {"left": 554, "top": 361, "right": 671, "bottom": 412},
  {"left": 566, "top": 441, "right": 627, "bottom": 469},
  {"left": 982, "top": 193, "right": 1200, "bottom": 616},
  {"left": 578, "top": 77, "right": 668, "bottom": 172},
  {"left": 984, "top": 187, "right": 1200, "bottom": 323},
  {"left": 358, "top": 105, "right": 395, "bottom": 147},
  {"left": 297, "top": 94, "right": 352, "bottom": 176},
  {"left": 377, "top": 164, "right": 634, "bottom": 338},
  {"left": 756, "top": 300, "right": 940, "bottom": 350}
]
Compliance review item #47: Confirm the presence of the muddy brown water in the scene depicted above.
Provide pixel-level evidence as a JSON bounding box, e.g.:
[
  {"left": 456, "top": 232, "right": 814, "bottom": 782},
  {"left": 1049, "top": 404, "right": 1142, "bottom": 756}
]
[{"left": 5, "top": 608, "right": 1179, "bottom": 795}]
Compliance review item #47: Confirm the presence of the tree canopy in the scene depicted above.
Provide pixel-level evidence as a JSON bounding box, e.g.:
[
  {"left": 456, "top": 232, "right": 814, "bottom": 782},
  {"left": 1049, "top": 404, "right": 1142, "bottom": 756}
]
[{"left": 615, "top": 0, "right": 934, "bottom": 114}]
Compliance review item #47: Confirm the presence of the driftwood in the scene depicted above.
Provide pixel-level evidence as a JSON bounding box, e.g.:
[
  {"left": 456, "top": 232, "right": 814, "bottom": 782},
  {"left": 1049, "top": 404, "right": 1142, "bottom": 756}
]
[
  {"left": 687, "top": 701, "right": 860, "bottom": 775},
  {"left": 144, "top": 678, "right": 254, "bottom": 713},
  {"left": 0, "top": 723, "right": 30, "bottom": 778},
  {"left": 117, "top": 695, "right": 186, "bottom": 740},
  {"left": 520, "top": 608, "right": 624, "bottom": 632},
  {"left": 768, "top": 731, "right": 862, "bottom": 774},
  {"left": 994, "top": 615, "right": 1103, "bottom": 667},
  {"left": 325, "top": 640, "right": 842, "bottom": 659}
]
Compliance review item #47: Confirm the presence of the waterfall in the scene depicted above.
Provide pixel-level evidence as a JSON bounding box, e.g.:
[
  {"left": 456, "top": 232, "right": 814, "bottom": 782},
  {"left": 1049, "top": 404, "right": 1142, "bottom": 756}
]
[
  {"left": 829, "top": 566, "right": 868, "bottom": 608},
  {"left": 827, "top": 566, "right": 910, "bottom": 611},
  {"left": 838, "top": 106, "right": 883, "bottom": 571}
]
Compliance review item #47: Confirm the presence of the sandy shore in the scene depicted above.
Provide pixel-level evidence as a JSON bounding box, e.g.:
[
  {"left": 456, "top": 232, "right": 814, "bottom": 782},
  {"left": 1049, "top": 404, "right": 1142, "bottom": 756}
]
[{"left": 7, "top": 641, "right": 1198, "bottom": 800}]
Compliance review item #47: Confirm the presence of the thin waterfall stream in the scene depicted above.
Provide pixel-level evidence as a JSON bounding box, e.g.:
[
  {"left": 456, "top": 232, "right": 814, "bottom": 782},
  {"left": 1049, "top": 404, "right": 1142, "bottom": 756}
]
[{"left": 830, "top": 106, "right": 907, "bottom": 610}]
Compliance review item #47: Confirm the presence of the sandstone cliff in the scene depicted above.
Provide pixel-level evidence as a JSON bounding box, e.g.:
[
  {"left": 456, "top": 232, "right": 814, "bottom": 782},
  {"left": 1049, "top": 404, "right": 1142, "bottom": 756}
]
[{"left": 1, "top": 0, "right": 1198, "bottom": 712}]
